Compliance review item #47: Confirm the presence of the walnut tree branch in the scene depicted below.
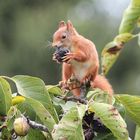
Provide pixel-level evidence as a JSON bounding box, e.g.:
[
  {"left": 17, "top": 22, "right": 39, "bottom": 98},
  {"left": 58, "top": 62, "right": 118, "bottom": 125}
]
[
  {"left": 58, "top": 96, "right": 87, "bottom": 104},
  {"left": 22, "top": 115, "right": 49, "bottom": 133}
]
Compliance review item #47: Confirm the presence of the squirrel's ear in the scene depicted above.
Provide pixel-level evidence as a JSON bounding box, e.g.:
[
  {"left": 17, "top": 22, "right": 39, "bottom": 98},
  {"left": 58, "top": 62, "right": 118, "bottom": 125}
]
[
  {"left": 66, "top": 20, "right": 73, "bottom": 31},
  {"left": 67, "top": 20, "right": 78, "bottom": 35},
  {"left": 59, "top": 21, "right": 66, "bottom": 28}
]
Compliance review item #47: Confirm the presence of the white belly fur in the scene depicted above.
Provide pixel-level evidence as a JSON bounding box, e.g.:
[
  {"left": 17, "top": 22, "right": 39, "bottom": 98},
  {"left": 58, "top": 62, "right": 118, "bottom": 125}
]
[{"left": 71, "top": 60, "right": 92, "bottom": 81}]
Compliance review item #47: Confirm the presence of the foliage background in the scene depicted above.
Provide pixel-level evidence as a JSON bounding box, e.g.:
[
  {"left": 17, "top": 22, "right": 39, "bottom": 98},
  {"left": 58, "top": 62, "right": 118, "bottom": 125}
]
[{"left": 0, "top": 0, "right": 140, "bottom": 138}]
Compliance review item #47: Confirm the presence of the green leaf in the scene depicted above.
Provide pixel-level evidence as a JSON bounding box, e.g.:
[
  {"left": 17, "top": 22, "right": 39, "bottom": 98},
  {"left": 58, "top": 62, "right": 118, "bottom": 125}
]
[
  {"left": 52, "top": 104, "right": 87, "bottom": 140},
  {"left": 94, "top": 132, "right": 117, "bottom": 140},
  {"left": 6, "top": 106, "right": 20, "bottom": 130},
  {"left": 137, "top": 17, "right": 140, "bottom": 27},
  {"left": 115, "top": 94, "right": 140, "bottom": 125},
  {"left": 46, "top": 85, "right": 62, "bottom": 96},
  {"left": 114, "top": 102, "right": 126, "bottom": 118},
  {"left": 1, "top": 126, "right": 11, "bottom": 140},
  {"left": 12, "top": 75, "right": 58, "bottom": 123},
  {"left": 0, "top": 77, "right": 12, "bottom": 115},
  {"left": 17, "top": 99, "right": 36, "bottom": 120},
  {"left": 25, "top": 97, "right": 56, "bottom": 132},
  {"left": 0, "top": 107, "right": 21, "bottom": 133},
  {"left": 86, "top": 88, "right": 103, "bottom": 100},
  {"left": 20, "top": 128, "right": 48, "bottom": 140},
  {"left": 60, "top": 101, "right": 77, "bottom": 112},
  {"left": 87, "top": 88, "right": 115, "bottom": 104},
  {"left": 119, "top": 0, "right": 140, "bottom": 33},
  {"left": 134, "top": 125, "right": 140, "bottom": 140},
  {"left": 101, "top": 42, "right": 124, "bottom": 75},
  {"left": 88, "top": 101, "right": 128, "bottom": 140}
]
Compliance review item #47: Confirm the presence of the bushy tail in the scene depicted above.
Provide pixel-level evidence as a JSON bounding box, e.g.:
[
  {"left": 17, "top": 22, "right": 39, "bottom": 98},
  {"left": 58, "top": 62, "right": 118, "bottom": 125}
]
[{"left": 91, "top": 75, "right": 113, "bottom": 95}]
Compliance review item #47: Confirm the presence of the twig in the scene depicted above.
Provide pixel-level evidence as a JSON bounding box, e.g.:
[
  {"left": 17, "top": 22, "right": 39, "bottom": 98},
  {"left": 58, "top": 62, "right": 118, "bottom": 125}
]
[
  {"left": 58, "top": 96, "right": 87, "bottom": 104},
  {"left": 21, "top": 115, "right": 49, "bottom": 133},
  {"left": 26, "top": 117, "right": 49, "bottom": 132}
]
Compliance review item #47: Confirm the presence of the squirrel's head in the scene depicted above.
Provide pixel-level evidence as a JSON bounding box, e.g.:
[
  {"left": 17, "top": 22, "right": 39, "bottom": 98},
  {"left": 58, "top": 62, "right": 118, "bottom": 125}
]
[{"left": 52, "top": 20, "right": 78, "bottom": 49}]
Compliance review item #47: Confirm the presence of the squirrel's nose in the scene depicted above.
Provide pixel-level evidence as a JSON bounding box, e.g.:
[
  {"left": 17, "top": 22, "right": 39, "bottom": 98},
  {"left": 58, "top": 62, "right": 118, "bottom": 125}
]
[
  {"left": 53, "top": 43, "right": 62, "bottom": 49},
  {"left": 53, "top": 45, "right": 61, "bottom": 50},
  {"left": 53, "top": 45, "right": 58, "bottom": 48}
]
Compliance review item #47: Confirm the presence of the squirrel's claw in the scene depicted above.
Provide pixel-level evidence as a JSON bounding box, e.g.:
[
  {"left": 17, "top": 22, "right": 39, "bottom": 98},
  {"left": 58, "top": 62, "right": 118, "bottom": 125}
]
[{"left": 62, "top": 53, "right": 75, "bottom": 63}]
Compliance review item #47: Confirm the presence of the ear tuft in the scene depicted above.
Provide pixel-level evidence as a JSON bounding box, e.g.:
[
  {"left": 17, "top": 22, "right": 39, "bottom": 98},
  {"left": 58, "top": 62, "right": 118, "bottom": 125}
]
[
  {"left": 59, "top": 21, "right": 66, "bottom": 28},
  {"left": 66, "top": 20, "right": 73, "bottom": 31}
]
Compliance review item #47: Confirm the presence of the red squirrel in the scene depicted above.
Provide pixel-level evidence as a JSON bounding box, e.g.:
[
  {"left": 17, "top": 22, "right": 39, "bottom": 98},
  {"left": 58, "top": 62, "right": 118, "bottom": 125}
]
[{"left": 52, "top": 20, "right": 113, "bottom": 97}]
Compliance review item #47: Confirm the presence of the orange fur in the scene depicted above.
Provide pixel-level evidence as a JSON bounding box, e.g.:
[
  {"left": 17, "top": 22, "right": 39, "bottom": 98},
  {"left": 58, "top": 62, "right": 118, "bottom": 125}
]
[
  {"left": 53, "top": 21, "right": 113, "bottom": 96},
  {"left": 91, "top": 75, "right": 113, "bottom": 95}
]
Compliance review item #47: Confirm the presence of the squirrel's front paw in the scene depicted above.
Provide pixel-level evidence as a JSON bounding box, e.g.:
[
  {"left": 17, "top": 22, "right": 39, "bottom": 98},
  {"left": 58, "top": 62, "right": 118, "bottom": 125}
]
[
  {"left": 66, "top": 78, "right": 81, "bottom": 90},
  {"left": 59, "top": 81, "right": 67, "bottom": 89},
  {"left": 62, "top": 53, "right": 75, "bottom": 63},
  {"left": 59, "top": 78, "right": 81, "bottom": 91}
]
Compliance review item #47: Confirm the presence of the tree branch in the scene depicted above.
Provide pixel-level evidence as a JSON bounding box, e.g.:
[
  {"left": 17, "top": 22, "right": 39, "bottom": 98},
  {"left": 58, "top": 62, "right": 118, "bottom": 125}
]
[
  {"left": 22, "top": 115, "right": 49, "bottom": 133},
  {"left": 27, "top": 118, "right": 49, "bottom": 133},
  {"left": 58, "top": 96, "right": 87, "bottom": 104}
]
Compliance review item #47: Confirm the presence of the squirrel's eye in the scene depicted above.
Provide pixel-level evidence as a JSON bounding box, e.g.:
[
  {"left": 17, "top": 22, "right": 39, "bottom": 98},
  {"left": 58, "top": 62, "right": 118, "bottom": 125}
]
[{"left": 62, "top": 34, "right": 67, "bottom": 39}]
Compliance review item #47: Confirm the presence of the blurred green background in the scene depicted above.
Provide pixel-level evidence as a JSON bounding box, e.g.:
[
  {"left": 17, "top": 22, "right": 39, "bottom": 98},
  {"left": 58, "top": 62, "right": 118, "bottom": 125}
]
[{"left": 0, "top": 0, "right": 140, "bottom": 138}]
